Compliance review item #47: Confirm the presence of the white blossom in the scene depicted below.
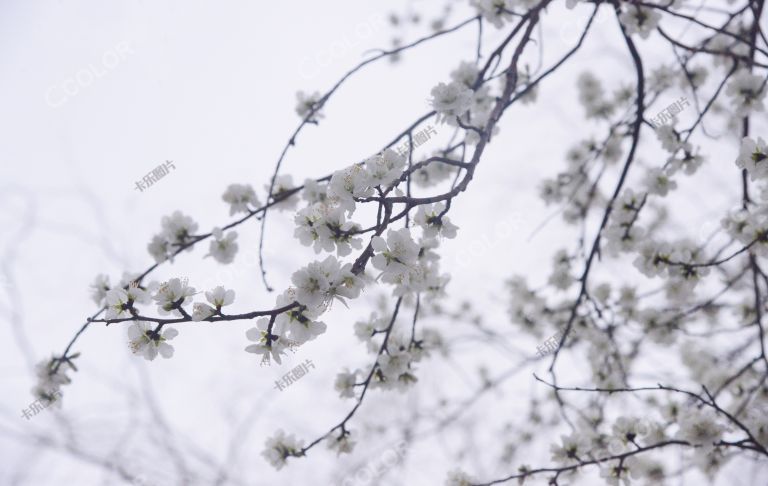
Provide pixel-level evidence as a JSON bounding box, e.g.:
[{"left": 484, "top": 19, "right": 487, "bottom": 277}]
[
  {"left": 127, "top": 322, "right": 178, "bottom": 360},
  {"left": 327, "top": 164, "right": 372, "bottom": 214},
  {"left": 364, "top": 149, "right": 406, "bottom": 188},
  {"left": 32, "top": 357, "right": 72, "bottom": 404},
  {"left": 445, "top": 469, "right": 475, "bottom": 486},
  {"left": 642, "top": 167, "right": 677, "bottom": 197},
  {"left": 90, "top": 274, "right": 110, "bottom": 305},
  {"left": 208, "top": 227, "right": 238, "bottom": 264},
  {"left": 262, "top": 429, "right": 304, "bottom": 470},
  {"left": 550, "top": 433, "right": 590, "bottom": 464},
  {"left": 578, "top": 72, "right": 614, "bottom": 118},
  {"left": 295, "top": 91, "right": 324, "bottom": 121},
  {"left": 205, "top": 286, "right": 235, "bottom": 309},
  {"left": 326, "top": 433, "right": 356, "bottom": 456},
  {"left": 301, "top": 178, "right": 328, "bottom": 205},
  {"left": 675, "top": 407, "right": 726, "bottom": 452},
  {"left": 191, "top": 302, "right": 216, "bottom": 321},
  {"left": 470, "top": 0, "right": 515, "bottom": 29},
  {"left": 265, "top": 174, "right": 299, "bottom": 211},
  {"left": 619, "top": 5, "right": 662, "bottom": 39},
  {"left": 222, "top": 183, "right": 259, "bottom": 215},
  {"left": 429, "top": 81, "right": 473, "bottom": 123},
  {"left": 245, "top": 316, "right": 289, "bottom": 365},
  {"left": 414, "top": 203, "right": 458, "bottom": 239},
  {"left": 295, "top": 205, "right": 363, "bottom": 256},
  {"left": 334, "top": 369, "right": 357, "bottom": 398},
  {"left": 655, "top": 125, "right": 690, "bottom": 154},
  {"left": 372, "top": 228, "right": 420, "bottom": 276},
  {"left": 726, "top": 70, "right": 766, "bottom": 116},
  {"left": 148, "top": 211, "right": 199, "bottom": 262},
  {"left": 450, "top": 61, "right": 479, "bottom": 88},
  {"left": 735, "top": 136, "right": 768, "bottom": 181},
  {"left": 152, "top": 278, "right": 196, "bottom": 316}
]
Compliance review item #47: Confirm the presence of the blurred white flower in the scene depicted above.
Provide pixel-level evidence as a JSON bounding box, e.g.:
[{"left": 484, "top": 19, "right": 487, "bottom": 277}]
[
  {"left": 619, "top": 5, "right": 661, "bottom": 39},
  {"left": 414, "top": 202, "right": 458, "bottom": 239},
  {"left": 295, "top": 91, "right": 324, "bottom": 121},
  {"left": 262, "top": 429, "right": 304, "bottom": 470},
  {"left": 726, "top": 70, "right": 766, "bottom": 116},
  {"left": 208, "top": 227, "right": 238, "bottom": 264},
  {"left": 429, "top": 81, "right": 473, "bottom": 123},
  {"left": 334, "top": 369, "right": 357, "bottom": 398},
  {"left": 222, "top": 183, "right": 259, "bottom": 215}
]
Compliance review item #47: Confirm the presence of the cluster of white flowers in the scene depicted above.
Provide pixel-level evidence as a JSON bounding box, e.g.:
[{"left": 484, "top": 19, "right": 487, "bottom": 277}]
[
  {"left": 372, "top": 228, "right": 451, "bottom": 297},
  {"left": 444, "top": 469, "right": 475, "bottom": 486},
  {"left": 222, "top": 183, "right": 260, "bottom": 215},
  {"left": 603, "top": 188, "right": 646, "bottom": 255},
  {"left": 721, "top": 206, "right": 768, "bottom": 257},
  {"left": 550, "top": 432, "right": 591, "bottom": 464},
  {"left": 469, "top": 0, "right": 515, "bottom": 29},
  {"left": 610, "top": 417, "right": 652, "bottom": 450},
  {"left": 348, "top": 312, "right": 442, "bottom": 394},
  {"left": 265, "top": 174, "right": 299, "bottom": 211},
  {"left": 127, "top": 322, "right": 179, "bottom": 360},
  {"left": 506, "top": 276, "right": 548, "bottom": 334},
  {"left": 31, "top": 357, "right": 73, "bottom": 405},
  {"left": 548, "top": 249, "right": 574, "bottom": 290},
  {"left": 105, "top": 284, "right": 150, "bottom": 319},
  {"left": 291, "top": 255, "right": 364, "bottom": 308},
  {"left": 413, "top": 203, "right": 458, "bottom": 239},
  {"left": 709, "top": 23, "right": 751, "bottom": 69},
  {"left": 207, "top": 227, "right": 239, "bottom": 264},
  {"left": 657, "top": 124, "right": 705, "bottom": 176},
  {"left": 618, "top": 5, "right": 662, "bottom": 39},
  {"left": 578, "top": 72, "right": 616, "bottom": 119},
  {"left": 325, "top": 432, "right": 356, "bottom": 456},
  {"left": 632, "top": 239, "right": 709, "bottom": 294},
  {"left": 153, "top": 277, "right": 196, "bottom": 316},
  {"left": 333, "top": 368, "right": 358, "bottom": 398},
  {"left": 191, "top": 286, "right": 235, "bottom": 321},
  {"left": 726, "top": 70, "right": 766, "bottom": 116},
  {"left": 295, "top": 90, "right": 324, "bottom": 121},
  {"left": 244, "top": 288, "right": 327, "bottom": 366},
  {"left": 261, "top": 429, "right": 304, "bottom": 470},
  {"left": 642, "top": 167, "right": 677, "bottom": 197},
  {"left": 147, "top": 211, "right": 199, "bottom": 263},
  {"left": 429, "top": 81, "right": 474, "bottom": 124},
  {"left": 101, "top": 278, "right": 234, "bottom": 361},
  {"left": 675, "top": 407, "right": 727, "bottom": 454},
  {"left": 294, "top": 203, "right": 363, "bottom": 256}
]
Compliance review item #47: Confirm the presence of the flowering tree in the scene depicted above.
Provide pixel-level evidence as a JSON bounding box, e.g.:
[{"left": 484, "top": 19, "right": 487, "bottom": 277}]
[{"left": 30, "top": 0, "right": 768, "bottom": 484}]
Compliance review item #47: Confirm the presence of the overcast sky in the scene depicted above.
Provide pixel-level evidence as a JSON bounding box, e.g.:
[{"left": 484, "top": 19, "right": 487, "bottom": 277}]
[{"left": 1, "top": 1, "right": 764, "bottom": 485}]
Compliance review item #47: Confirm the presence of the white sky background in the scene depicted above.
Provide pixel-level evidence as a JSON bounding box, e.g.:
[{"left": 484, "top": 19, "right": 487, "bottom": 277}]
[{"left": 0, "top": 0, "right": 765, "bottom": 485}]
